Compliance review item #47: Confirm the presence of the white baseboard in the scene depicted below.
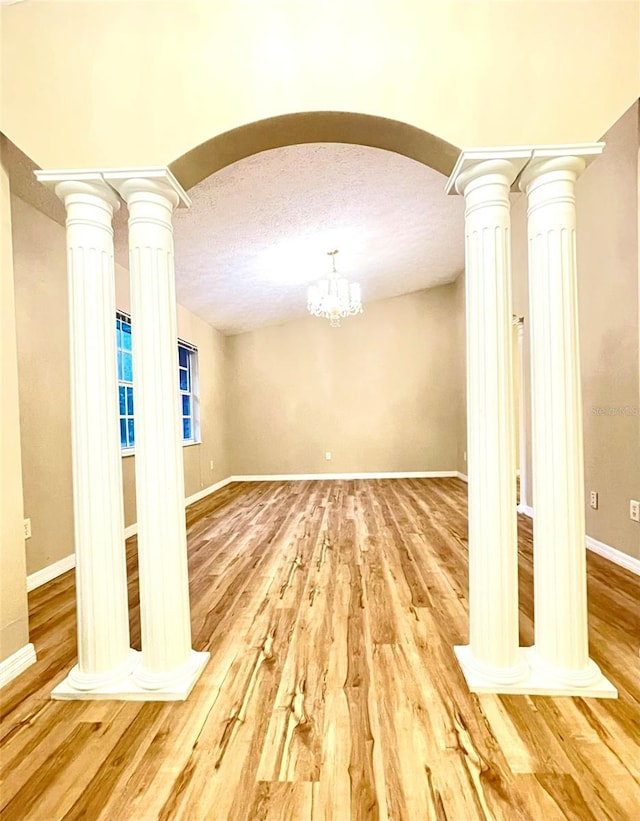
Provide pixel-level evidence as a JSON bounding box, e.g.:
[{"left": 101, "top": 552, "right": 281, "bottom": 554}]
[
  {"left": 586, "top": 535, "right": 640, "bottom": 576},
  {"left": 27, "top": 478, "right": 236, "bottom": 590},
  {"left": 185, "top": 476, "right": 234, "bottom": 505},
  {"left": 457, "top": 471, "right": 521, "bottom": 481},
  {"left": 229, "top": 470, "right": 459, "bottom": 482},
  {"left": 0, "top": 642, "right": 36, "bottom": 688},
  {"left": 514, "top": 507, "right": 638, "bottom": 574},
  {"left": 27, "top": 553, "right": 75, "bottom": 592},
  {"left": 517, "top": 503, "right": 534, "bottom": 518},
  {"left": 120, "top": 476, "right": 237, "bottom": 540}
]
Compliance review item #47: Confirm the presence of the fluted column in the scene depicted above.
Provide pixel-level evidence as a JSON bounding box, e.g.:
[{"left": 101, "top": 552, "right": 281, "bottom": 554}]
[
  {"left": 106, "top": 169, "right": 208, "bottom": 696},
  {"left": 519, "top": 146, "right": 614, "bottom": 695},
  {"left": 36, "top": 172, "right": 136, "bottom": 696},
  {"left": 447, "top": 150, "right": 531, "bottom": 690}
]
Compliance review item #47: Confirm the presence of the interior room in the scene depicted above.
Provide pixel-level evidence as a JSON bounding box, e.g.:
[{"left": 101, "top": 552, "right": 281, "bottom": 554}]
[{"left": 1, "top": 2, "right": 638, "bottom": 819}]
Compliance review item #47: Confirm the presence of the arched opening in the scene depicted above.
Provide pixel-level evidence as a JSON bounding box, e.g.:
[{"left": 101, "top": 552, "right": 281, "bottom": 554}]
[{"left": 169, "top": 111, "right": 460, "bottom": 191}]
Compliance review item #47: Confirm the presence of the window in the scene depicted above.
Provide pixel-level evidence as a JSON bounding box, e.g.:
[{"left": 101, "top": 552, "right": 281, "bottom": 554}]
[
  {"left": 116, "top": 313, "right": 199, "bottom": 450},
  {"left": 116, "top": 312, "right": 135, "bottom": 450},
  {"left": 178, "top": 340, "right": 198, "bottom": 443}
]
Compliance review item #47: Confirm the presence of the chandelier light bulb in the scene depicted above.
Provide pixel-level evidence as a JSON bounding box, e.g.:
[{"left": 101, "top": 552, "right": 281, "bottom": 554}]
[{"left": 307, "top": 250, "right": 363, "bottom": 327}]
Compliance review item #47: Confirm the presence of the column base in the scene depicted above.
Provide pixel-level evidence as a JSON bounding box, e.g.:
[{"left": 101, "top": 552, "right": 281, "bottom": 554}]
[
  {"left": 52, "top": 650, "right": 209, "bottom": 701},
  {"left": 527, "top": 646, "right": 616, "bottom": 692},
  {"left": 132, "top": 649, "right": 210, "bottom": 692},
  {"left": 454, "top": 645, "right": 530, "bottom": 688},
  {"left": 454, "top": 645, "right": 617, "bottom": 698},
  {"left": 65, "top": 647, "right": 139, "bottom": 691}
]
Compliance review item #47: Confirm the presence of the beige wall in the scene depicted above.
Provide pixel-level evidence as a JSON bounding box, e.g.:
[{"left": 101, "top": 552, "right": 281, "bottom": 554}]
[
  {"left": 511, "top": 101, "right": 640, "bottom": 560},
  {"left": 0, "top": 154, "right": 29, "bottom": 662},
  {"left": 1, "top": 2, "right": 638, "bottom": 171},
  {"left": 177, "top": 305, "right": 230, "bottom": 494},
  {"left": 12, "top": 193, "right": 75, "bottom": 575},
  {"left": 228, "top": 285, "right": 462, "bottom": 476},
  {"left": 454, "top": 270, "right": 467, "bottom": 476},
  {"left": 577, "top": 103, "right": 639, "bottom": 558},
  {"left": 11, "top": 193, "right": 229, "bottom": 575}
]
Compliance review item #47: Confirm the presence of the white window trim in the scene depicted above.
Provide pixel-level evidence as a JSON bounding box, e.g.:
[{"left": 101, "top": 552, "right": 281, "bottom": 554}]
[
  {"left": 178, "top": 338, "right": 201, "bottom": 446},
  {"left": 116, "top": 312, "right": 201, "bottom": 454},
  {"left": 116, "top": 311, "right": 135, "bottom": 451}
]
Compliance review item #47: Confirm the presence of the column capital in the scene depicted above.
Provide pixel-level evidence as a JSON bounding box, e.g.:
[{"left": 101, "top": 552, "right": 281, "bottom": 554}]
[
  {"left": 447, "top": 143, "right": 606, "bottom": 197},
  {"left": 103, "top": 167, "right": 190, "bottom": 208},
  {"left": 35, "top": 166, "right": 191, "bottom": 210},
  {"left": 445, "top": 147, "right": 533, "bottom": 196},
  {"left": 519, "top": 143, "right": 604, "bottom": 192},
  {"left": 35, "top": 170, "right": 120, "bottom": 211}
]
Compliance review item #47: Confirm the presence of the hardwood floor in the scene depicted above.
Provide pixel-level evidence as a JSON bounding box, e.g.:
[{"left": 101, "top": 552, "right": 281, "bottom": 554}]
[{"left": 1, "top": 478, "right": 639, "bottom": 820}]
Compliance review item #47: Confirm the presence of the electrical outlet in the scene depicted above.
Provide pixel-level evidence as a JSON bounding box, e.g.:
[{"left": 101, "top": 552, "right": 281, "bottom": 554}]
[
  {"left": 463, "top": 451, "right": 467, "bottom": 462},
  {"left": 325, "top": 451, "right": 332, "bottom": 461},
  {"left": 630, "top": 500, "right": 640, "bottom": 523},
  {"left": 590, "top": 491, "right": 598, "bottom": 510},
  {"left": 24, "top": 518, "right": 31, "bottom": 539},
  {"left": 209, "top": 460, "right": 214, "bottom": 470}
]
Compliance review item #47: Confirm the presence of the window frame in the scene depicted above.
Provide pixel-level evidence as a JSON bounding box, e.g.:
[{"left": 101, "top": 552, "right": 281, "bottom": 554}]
[
  {"left": 116, "top": 311, "right": 135, "bottom": 455},
  {"left": 178, "top": 338, "right": 200, "bottom": 445},
  {"left": 116, "top": 312, "right": 200, "bottom": 454}
]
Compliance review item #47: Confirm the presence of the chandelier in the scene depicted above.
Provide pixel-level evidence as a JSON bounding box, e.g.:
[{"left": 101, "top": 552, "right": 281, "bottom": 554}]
[{"left": 307, "top": 250, "right": 363, "bottom": 327}]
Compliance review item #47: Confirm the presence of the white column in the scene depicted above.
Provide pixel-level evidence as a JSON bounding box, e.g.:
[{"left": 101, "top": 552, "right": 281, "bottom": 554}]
[
  {"left": 519, "top": 146, "right": 615, "bottom": 695},
  {"left": 513, "top": 316, "right": 530, "bottom": 513},
  {"left": 35, "top": 172, "right": 136, "bottom": 696},
  {"left": 106, "top": 169, "right": 208, "bottom": 696},
  {"left": 447, "top": 150, "right": 531, "bottom": 690}
]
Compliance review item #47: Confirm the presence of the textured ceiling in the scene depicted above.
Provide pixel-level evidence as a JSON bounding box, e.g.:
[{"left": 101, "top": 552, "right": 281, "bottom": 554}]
[{"left": 136, "top": 143, "right": 466, "bottom": 335}]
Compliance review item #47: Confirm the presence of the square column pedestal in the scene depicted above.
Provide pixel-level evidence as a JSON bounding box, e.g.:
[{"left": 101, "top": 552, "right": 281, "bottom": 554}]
[
  {"left": 454, "top": 646, "right": 616, "bottom": 698},
  {"left": 51, "top": 652, "right": 209, "bottom": 701}
]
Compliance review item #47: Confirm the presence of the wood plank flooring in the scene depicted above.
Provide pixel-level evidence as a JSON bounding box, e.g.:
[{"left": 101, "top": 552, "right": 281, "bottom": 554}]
[{"left": 1, "top": 478, "right": 639, "bottom": 820}]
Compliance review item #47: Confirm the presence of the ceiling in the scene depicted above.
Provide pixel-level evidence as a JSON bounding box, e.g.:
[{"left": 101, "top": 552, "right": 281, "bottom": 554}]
[
  {"left": 146, "top": 143, "right": 466, "bottom": 335},
  {"left": 5, "top": 135, "right": 466, "bottom": 336}
]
